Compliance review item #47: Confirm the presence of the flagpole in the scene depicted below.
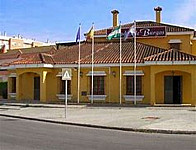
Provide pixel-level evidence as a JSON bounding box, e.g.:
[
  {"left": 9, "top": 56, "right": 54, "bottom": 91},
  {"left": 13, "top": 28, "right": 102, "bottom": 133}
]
[
  {"left": 134, "top": 20, "right": 137, "bottom": 105},
  {"left": 119, "top": 22, "right": 122, "bottom": 105},
  {"left": 77, "top": 24, "right": 81, "bottom": 104},
  {"left": 91, "top": 23, "right": 94, "bottom": 104}
]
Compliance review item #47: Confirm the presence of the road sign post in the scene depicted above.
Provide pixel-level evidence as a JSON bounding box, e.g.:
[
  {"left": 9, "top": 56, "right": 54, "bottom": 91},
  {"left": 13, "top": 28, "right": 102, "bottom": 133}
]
[{"left": 62, "top": 68, "right": 72, "bottom": 119}]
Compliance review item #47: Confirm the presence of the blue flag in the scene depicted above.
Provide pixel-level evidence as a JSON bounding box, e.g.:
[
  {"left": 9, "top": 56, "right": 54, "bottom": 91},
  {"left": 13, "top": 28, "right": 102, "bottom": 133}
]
[{"left": 76, "top": 27, "right": 80, "bottom": 43}]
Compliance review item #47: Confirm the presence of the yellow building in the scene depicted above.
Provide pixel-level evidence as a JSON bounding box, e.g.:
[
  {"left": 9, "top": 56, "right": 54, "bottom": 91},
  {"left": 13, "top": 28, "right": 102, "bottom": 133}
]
[{"left": 1, "top": 7, "right": 196, "bottom": 106}]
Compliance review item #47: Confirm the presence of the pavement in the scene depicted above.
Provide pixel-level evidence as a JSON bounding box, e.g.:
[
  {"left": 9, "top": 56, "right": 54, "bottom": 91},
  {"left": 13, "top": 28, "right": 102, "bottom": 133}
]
[{"left": 0, "top": 100, "right": 196, "bottom": 134}]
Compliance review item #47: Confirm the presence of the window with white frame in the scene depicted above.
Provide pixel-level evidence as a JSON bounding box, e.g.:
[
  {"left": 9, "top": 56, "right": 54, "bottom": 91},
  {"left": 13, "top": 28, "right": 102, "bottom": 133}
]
[
  {"left": 126, "top": 76, "right": 142, "bottom": 95},
  {"left": 90, "top": 76, "right": 105, "bottom": 95},
  {"left": 59, "top": 79, "right": 71, "bottom": 95}
]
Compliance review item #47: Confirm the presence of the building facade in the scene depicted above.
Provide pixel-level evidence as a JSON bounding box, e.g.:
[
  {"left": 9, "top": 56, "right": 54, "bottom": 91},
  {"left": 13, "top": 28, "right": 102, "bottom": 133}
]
[
  {"left": 1, "top": 7, "right": 196, "bottom": 106},
  {"left": 0, "top": 34, "right": 52, "bottom": 53}
]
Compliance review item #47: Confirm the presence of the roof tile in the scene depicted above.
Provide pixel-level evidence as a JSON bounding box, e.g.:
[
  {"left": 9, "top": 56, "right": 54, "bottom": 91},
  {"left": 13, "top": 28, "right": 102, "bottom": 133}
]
[
  {"left": 144, "top": 49, "right": 196, "bottom": 61},
  {"left": 94, "top": 21, "right": 194, "bottom": 35}
]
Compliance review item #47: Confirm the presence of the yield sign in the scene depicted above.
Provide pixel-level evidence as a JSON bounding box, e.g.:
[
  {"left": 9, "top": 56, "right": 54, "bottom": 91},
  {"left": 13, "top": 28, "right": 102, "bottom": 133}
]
[{"left": 62, "top": 68, "right": 72, "bottom": 80}]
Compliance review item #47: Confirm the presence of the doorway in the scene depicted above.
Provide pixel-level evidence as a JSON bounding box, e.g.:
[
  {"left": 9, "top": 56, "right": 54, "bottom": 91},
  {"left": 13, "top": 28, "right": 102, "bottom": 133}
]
[
  {"left": 34, "top": 77, "right": 40, "bottom": 100},
  {"left": 164, "top": 76, "right": 182, "bottom": 104}
]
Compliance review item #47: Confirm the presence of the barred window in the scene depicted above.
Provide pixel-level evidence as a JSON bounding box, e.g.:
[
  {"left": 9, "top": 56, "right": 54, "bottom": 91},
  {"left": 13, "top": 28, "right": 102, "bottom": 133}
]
[
  {"left": 126, "top": 76, "right": 142, "bottom": 95},
  {"left": 60, "top": 80, "right": 71, "bottom": 94},
  {"left": 90, "top": 76, "right": 104, "bottom": 95}
]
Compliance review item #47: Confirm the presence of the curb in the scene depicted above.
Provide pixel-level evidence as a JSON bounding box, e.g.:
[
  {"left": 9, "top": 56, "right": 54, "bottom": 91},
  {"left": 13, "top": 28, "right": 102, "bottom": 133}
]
[
  {"left": 0, "top": 114, "right": 195, "bottom": 135},
  {"left": 2, "top": 103, "right": 86, "bottom": 109}
]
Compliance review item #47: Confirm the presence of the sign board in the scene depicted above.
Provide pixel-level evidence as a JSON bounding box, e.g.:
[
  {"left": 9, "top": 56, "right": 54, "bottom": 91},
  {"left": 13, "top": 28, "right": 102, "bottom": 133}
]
[
  {"left": 107, "top": 26, "right": 166, "bottom": 38},
  {"left": 62, "top": 68, "right": 72, "bottom": 80}
]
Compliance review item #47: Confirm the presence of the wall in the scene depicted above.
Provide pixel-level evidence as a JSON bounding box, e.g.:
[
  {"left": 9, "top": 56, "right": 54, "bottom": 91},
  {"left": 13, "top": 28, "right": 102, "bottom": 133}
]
[
  {"left": 71, "top": 66, "right": 151, "bottom": 104},
  {"left": 138, "top": 34, "right": 192, "bottom": 54},
  {"left": 46, "top": 69, "right": 59, "bottom": 102},
  {"left": 93, "top": 34, "right": 193, "bottom": 54},
  {"left": 191, "top": 39, "right": 196, "bottom": 56},
  {"left": 8, "top": 64, "right": 195, "bottom": 106},
  {"left": 20, "top": 72, "right": 34, "bottom": 100}
]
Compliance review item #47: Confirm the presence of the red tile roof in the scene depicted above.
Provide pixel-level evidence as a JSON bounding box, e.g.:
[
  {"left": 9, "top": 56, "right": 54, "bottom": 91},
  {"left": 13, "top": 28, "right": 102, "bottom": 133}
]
[
  {"left": 0, "top": 46, "right": 56, "bottom": 66},
  {"left": 144, "top": 49, "right": 196, "bottom": 62},
  {"left": 79, "top": 42, "right": 165, "bottom": 64},
  {"left": 94, "top": 21, "right": 195, "bottom": 35},
  {"left": 1, "top": 42, "right": 196, "bottom": 67},
  {"left": 52, "top": 43, "right": 110, "bottom": 64}
]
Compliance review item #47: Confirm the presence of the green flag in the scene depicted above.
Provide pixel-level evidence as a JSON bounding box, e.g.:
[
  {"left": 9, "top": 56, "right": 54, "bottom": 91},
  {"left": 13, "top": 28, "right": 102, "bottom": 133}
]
[{"left": 107, "top": 26, "right": 121, "bottom": 40}]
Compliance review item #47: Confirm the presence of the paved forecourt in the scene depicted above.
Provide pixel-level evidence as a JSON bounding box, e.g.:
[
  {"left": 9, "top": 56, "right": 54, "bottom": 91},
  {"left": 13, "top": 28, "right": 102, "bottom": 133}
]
[{"left": 0, "top": 104, "right": 195, "bottom": 134}]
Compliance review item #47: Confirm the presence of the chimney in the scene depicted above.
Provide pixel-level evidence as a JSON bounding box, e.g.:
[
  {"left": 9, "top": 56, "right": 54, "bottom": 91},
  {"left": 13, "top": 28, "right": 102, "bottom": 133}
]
[
  {"left": 1, "top": 45, "right": 7, "bottom": 53},
  {"left": 111, "top": 10, "right": 119, "bottom": 27},
  {"left": 154, "top": 6, "right": 162, "bottom": 23}
]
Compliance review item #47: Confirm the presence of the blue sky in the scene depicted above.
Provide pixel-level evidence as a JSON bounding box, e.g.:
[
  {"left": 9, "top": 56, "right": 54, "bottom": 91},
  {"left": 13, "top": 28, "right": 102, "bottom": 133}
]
[{"left": 0, "top": 0, "right": 195, "bottom": 43}]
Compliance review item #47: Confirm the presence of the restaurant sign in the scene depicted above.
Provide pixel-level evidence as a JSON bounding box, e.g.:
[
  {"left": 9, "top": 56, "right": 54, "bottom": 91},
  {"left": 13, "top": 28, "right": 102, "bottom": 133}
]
[{"left": 107, "top": 26, "right": 166, "bottom": 38}]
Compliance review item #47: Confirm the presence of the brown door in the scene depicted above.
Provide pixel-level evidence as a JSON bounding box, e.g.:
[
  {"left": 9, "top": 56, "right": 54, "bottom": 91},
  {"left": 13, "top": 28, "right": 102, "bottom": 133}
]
[
  {"left": 34, "top": 77, "right": 40, "bottom": 100},
  {"left": 164, "top": 76, "right": 182, "bottom": 104}
]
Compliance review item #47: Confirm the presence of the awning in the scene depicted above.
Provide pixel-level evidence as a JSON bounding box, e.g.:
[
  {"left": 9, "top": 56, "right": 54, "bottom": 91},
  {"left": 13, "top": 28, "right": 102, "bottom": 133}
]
[
  {"left": 123, "top": 70, "right": 144, "bottom": 76},
  {"left": 86, "top": 71, "right": 107, "bottom": 76}
]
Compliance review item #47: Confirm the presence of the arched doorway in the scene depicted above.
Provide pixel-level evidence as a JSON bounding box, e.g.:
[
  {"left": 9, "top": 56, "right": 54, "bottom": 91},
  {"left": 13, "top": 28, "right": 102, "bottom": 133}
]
[{"left": 155, "top": 70, "right": 191, "bottom": 105}]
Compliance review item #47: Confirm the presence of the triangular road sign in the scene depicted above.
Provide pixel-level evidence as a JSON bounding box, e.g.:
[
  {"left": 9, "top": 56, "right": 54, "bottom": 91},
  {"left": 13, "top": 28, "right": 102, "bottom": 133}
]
[{"left": 62, "top": 68, "right": 71, "bottom": 80}]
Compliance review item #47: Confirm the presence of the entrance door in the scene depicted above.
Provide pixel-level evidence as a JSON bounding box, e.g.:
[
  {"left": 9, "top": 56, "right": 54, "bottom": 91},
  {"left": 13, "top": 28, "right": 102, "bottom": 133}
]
[
  {"left": 164, "top": 76, "right": 182, "bottom": 104},
  {"left": 34, "top": 77, "right": 40, "bottom": 100},
  {"left": 173, "top": 76, "right": 182, "bottom": 104}
]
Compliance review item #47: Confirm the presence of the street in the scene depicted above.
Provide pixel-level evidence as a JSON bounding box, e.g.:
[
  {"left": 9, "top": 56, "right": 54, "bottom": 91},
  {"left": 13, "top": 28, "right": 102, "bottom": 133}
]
[{"left": 0, "top": 116, "right": 195, "bottom": 150}]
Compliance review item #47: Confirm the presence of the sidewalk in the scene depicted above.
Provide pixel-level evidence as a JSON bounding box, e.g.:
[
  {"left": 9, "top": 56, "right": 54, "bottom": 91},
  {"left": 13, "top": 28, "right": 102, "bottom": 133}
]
[{"left": 0, "top": 101, "right": 196, "bottom": 134}]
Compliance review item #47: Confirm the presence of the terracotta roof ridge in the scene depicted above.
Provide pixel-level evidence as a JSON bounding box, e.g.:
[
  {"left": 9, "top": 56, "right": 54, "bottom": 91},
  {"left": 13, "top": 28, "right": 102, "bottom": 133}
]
[
  {"left": 144, "top": 48, "right": 196, "bottom": 61},
  {"left": 16, "top": 50, "right": 23, "bottom": 58},
  {"left": 39, "top": 52, "right": 55, "bottom": 64},
  {"left": 41, "top": 53, "right": 52, "bottom": 57},
  {"left": 144, "top": 49, "right": 169, "bottom": 60},
  {"left": 170, "top": 48, "right": 196, "bottom": 57}
]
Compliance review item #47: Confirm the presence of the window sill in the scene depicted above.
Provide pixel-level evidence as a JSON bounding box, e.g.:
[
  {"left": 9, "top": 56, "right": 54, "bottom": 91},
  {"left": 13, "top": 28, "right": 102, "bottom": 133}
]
[
  {"left": 56, "top": 94, "right": 72, "bottom": 100},
  {"left": 123, "top": 95, "right": 144, "bottom": 101},
  {"left": 8, "top": 93, "right": 16, "bottom": 98},
  {"left": 87, "top": 95, "right": 107, "bottom": 101}
]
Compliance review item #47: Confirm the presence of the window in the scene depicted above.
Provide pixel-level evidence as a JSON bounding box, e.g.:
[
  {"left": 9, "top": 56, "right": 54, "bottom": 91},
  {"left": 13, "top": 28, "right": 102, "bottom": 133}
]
[
  {"left": 126, "top": 76, "right": 142, "bottom": 95},
  {"left": 60, "top": 80, "right": 71, "bottom": 95},
  {"left": 90, "top": 76, "right": 104, "bottom": 95},
  {"left": 11, "top": 77, "right": 16, "bottom": 93},
  {"left": 170, "top": 43, "right": 180, "bottom": 50}
]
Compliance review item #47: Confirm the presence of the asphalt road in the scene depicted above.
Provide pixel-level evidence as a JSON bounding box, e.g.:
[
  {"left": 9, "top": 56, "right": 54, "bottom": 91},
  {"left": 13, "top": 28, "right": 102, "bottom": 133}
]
[{"left": 0, "top": 116, "right": 195, "bottom": 150}]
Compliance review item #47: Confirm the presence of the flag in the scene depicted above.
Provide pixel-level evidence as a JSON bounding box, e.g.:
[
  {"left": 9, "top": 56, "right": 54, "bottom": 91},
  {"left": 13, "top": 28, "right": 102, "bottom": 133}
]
[
  {"left": 86, "top": 26, "right": 94, "bottom": 40},
  {"left": 124, "top": 24, "right": 136, "bottom": 41},
  {"left": 107, "top": 26, "right": 121, "bottom": 40},
  {"left": 76, "top": 27, "right": 80, "bottom": 43},
  {"left": 130, "top": 23, "right": 136, "bottom": 37}
]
